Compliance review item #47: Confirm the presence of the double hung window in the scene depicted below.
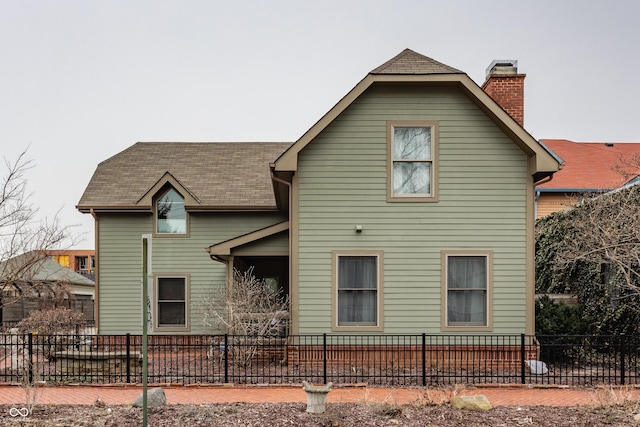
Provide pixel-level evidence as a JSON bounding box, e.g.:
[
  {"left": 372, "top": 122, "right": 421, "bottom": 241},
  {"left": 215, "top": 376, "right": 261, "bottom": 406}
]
[
  {"left": 442, "top": 252, "right": 492, "bottom": 330},
  {"left": 333, "top": 252, "right": 383, "bottom": 331},
  {"left": 155, "top": 276, "right": 189, "bottom": 331},
  {"left": 388, "top": 121, "right": 438, "bottom": 202}
]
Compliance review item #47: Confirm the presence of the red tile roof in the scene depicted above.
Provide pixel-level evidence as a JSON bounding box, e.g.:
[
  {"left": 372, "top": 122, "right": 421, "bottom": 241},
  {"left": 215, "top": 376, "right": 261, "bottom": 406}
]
[{"left": 538, "top": 139, "right": 640, "bottom": 191}]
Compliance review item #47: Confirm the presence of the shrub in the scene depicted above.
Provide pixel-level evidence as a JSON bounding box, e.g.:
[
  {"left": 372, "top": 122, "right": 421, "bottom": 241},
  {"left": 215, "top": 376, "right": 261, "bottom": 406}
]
[
  {"left": 16, "top": 306, "right": 86, "bottom": 335},
  {"left": 535, "top": 295, "right": 590, "bottom": 336}
]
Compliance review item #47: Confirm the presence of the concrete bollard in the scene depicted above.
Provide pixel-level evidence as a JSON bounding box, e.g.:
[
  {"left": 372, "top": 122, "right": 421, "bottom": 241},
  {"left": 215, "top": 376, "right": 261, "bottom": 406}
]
[{"left": 302, "top": 381, "right": 333, "bottom": 413}]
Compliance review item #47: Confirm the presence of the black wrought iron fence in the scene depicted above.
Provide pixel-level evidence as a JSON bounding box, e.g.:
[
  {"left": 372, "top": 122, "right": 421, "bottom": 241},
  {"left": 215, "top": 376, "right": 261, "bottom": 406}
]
[{"left": 0, "top": 333, "right": 637, "bottom": 386}]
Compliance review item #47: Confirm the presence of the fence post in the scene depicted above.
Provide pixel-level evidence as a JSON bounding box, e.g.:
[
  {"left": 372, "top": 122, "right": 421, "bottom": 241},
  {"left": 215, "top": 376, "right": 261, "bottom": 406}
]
[
  {"left": 421, "top": 333, "right": 426, "bottom": 387},
  {"left": 28, "top": 332, "right": 34, "bottom": 384},
  {"left": 323, "top": 333, "right": 327, "bottom": 385},
  {"left": 126, "top": 333, "right": 131, "bottom": 383},
  {"left": 620, "top": 334, "right": 626, "bottom": 386},
  {"left": 224, "top": 334, "right": 229, "bottom": 384},
  {"left": 520, "top": 334, "right": 526, "bottom": 385}
]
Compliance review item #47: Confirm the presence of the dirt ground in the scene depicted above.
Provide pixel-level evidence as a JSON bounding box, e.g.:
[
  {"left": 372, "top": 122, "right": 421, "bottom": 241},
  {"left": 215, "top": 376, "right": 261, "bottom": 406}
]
[{"left": 0, "top": 402, "right": 637, "bottom": 426}]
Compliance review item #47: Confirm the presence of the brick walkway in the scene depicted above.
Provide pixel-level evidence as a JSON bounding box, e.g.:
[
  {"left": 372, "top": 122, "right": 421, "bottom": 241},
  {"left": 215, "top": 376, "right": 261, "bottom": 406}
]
[{"left": 0, "top": 384, "right": 635, "bottom": 407}]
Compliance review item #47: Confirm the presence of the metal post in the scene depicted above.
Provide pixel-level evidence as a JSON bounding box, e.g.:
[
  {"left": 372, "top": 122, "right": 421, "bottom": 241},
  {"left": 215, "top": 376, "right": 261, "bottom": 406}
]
[
  {"left": 323, "top": 333, "right": 327, "bottom": 385},
  {"left": 141, "top": 235, "right": 151, "bottom": 427},
  {"left": 126, "top": 333, "right": 131, "bottom": 383},
  {"left": 224, "top": 334, "right": 229, "bottom": 384},
  {"left": 422, "top": 333, "right": 426, "bottom": 387},
  {"left": 620, "top": 334, "right": 626, "bottom": 385},
  {"left": 520, "top": 334, "right": 526, "bottom": 385},
  {"left": 28, "top": 332, "right": 34, "bottom": 385}
]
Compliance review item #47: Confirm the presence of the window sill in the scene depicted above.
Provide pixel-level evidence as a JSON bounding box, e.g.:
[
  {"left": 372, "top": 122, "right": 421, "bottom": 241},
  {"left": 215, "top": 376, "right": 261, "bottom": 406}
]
[
  {"left": 440, "top": 325, "right": 493, "bottom": 333},
  {"left": 387, "top": 196, "right": 438, "bottom": 203},
  {"left": 331, "top": 325, "right": 384, "bottom": 333}
]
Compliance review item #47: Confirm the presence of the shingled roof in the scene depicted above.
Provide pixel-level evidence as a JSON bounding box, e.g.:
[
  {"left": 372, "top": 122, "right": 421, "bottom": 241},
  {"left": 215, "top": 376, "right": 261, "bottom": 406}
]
[
  {"left": 370, "top": 48, "right": 463, "bottom": 75},
  {"left": 538, "top": 139, "right": 640, "bottom": 191},
  {"left": 77, "top": 142, "right": 291, "bottom": 211}
]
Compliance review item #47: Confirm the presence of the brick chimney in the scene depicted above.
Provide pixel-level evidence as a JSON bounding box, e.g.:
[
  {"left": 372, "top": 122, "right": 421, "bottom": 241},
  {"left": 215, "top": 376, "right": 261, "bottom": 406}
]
[{"left": 481, "top": 60, "right": 525, "bottom": 126}]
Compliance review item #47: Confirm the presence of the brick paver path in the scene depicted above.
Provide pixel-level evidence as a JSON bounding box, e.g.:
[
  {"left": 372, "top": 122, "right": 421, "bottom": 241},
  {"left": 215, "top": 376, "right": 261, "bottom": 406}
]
[{"left": 0, "top": 384, "right": 634, "bottom": 407}]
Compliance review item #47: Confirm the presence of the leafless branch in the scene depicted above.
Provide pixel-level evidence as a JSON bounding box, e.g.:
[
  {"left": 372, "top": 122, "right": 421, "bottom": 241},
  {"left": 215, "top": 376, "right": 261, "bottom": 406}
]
[
  {"left": 0, "top": 150, "right": 74, "bottom": 309},
  {"left": 202, "top": 267, "right": 289, "bottom": 367}
]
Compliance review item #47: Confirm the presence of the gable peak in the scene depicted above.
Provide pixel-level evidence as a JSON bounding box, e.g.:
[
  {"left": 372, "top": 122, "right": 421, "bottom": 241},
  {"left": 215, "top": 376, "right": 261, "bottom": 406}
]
[{"left": 370, "top": 48, "right": 463, "bottom": 75}]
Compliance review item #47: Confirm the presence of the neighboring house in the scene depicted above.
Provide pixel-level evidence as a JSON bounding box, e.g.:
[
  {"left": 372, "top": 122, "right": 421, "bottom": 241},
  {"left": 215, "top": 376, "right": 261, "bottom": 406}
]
[
  {"left": 0, "top": 252, "right": 95, "bottom": 325},
  {"left": 48, "top": 250, "right": 96, "bottom": 280},
  {"left": 536, "top": 139, "right": 640, "bottom": 218},
  {"left": 77, "top": 49, "right": 559, "bottom": 337}
]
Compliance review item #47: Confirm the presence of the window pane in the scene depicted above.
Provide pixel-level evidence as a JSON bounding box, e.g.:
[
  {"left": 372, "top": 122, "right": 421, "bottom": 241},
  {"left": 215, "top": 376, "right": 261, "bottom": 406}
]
[
  {"left": 448, "top": 256, "right": 486, "bottom": 289},
  {"left": 338, "top": 290, "right": 376, "bottom": 323},
  {"left": 447, "top": 290, "right": 486, "bottom": 324},
  {"left": 338, "top": 256, "right": 376, "bottom": 289},
  {"left": 157, "top": 277, "right": 186, "bottom": 327},
  {"left": 157, "top": 188, "right": 186, "bottom": 234},
  {"left": 447, "top": 255, "right": 488, "bottom": 326},
  {"left": 394, "top": 127, "right": 431, "bottom": 160},
  {"left": 158, "top": 302, "right": 185, "bottom": 325},
  {"left": 158, "top": 277, "right": 185, "bottom": 300},
  {"left": 337, "top": 256, "right": 377, "bottom": 325},
  {"left": 393, "top": 162, "right": 430, "bottom": 195}
]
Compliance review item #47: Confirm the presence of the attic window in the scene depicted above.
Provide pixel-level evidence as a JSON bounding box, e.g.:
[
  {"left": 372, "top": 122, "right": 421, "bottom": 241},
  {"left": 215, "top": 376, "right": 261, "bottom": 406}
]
[{"left": 156, "top": 188, "right": 187, "bottom": 235}]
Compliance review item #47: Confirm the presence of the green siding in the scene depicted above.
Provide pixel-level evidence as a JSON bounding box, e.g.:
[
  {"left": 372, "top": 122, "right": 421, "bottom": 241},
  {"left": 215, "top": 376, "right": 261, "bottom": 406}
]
[
  {"left": 98, "top": 211, "right": 286, "bottom": 334},
  {"left": 234, "top": 230, "right": 289, "bottom": 256},
  {"left": 296, "top": 85, "right": 529, "bottom": 334}
]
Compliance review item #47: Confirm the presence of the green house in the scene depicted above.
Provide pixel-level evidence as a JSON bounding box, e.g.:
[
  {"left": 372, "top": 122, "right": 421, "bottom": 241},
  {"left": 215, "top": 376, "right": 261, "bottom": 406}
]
[{"left": 77, "top": 49, "right": 559, "bottom": 336}]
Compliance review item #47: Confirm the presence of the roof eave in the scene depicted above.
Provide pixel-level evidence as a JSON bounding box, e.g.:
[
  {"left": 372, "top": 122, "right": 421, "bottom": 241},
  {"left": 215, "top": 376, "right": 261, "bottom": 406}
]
[
  {"left": 537, "top": 188, "right": 615, "bottom": 193},
  {"left": 206, "top": 221, "right": 290, "bottom": 257},
  {"left": 77, "top": 205, "right": 281, "bottom": 214}
]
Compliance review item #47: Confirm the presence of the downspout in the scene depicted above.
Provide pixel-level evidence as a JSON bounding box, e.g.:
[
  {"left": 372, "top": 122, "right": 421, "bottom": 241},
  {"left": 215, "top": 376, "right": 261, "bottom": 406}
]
[
  {"left": 270, "top": 172, "right": 292, "bottom": 190},
  {"left": 533, "top": 174, "right": 554, "bottom": 187},
  {"left": 90, "top": 208, "right": 99, "bottom": 333},
  {"left": 270, "top": 169, "right": 294, "bottom": 334},
  {"left": 532, "top": 172, "right": 557, "bottom": 219}
]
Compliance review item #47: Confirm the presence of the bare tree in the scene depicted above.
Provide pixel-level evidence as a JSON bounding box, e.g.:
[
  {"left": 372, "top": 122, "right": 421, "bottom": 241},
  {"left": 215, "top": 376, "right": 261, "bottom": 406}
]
[
  {"left": 555, "top": 184, "right": 640, "bottom": 299},
  {"left": 202, "top": 267, "right": 289, "bottom": 367},
  {"left": 612, "top": 152, "right": 640, "bottom": 184},
  {"left": 536, "top": 154, "right": 640, "bottom": 335},
  {"left": 0, "top": 150, "right": 71, "bottom": 309}
]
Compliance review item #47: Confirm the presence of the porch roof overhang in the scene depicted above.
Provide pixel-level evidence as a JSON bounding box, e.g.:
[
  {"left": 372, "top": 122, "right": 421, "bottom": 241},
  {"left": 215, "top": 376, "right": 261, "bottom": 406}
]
[{"left": 205, "top": 221, "right": 289, "bottom": 263}]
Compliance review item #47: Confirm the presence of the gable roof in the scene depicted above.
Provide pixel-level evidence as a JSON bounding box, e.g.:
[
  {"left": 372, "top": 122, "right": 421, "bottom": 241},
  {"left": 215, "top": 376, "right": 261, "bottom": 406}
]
[
  {"left": 206, "top": 221, "right": 289, "bottom": 262},
  {"left": 273, "top": 49, "right": 560, "bottom": 180},
  {"left": 370, "top": 48, "right": 463, "bottom": 74},
  {"left": 538, "top": 139, "right": 640, "bottom": 192},
  {"left": 77, "top": 142, "right": 291, "bottom": 212}
]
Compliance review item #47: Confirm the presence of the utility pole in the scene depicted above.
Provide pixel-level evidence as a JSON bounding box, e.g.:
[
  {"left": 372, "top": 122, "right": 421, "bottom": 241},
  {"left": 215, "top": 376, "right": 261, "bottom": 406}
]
[{"left": 141, "top": 234, "right": 152, "bottom": 427}]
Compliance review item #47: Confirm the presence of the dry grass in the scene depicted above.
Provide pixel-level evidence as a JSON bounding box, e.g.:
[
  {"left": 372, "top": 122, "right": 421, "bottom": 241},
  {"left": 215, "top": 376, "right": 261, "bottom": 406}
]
[{"left": 589, "top": 385, "right": 640, "bottom": 411}]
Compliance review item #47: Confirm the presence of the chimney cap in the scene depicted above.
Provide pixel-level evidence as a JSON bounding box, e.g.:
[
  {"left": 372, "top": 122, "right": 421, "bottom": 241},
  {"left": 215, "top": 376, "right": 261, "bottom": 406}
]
[{"left": 486, "top": 60, "right": 518, "bottom": 77}]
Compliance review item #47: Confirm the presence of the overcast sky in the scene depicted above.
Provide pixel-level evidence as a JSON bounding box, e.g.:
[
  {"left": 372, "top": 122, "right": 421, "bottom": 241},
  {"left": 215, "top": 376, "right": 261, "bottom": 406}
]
[{"left": 2, "top": 0, "right": 639, "bottom": 249}]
